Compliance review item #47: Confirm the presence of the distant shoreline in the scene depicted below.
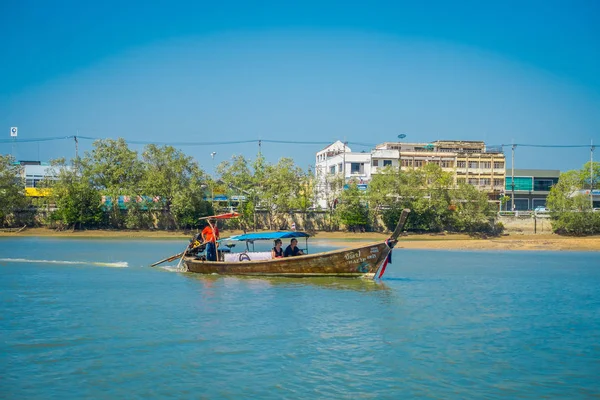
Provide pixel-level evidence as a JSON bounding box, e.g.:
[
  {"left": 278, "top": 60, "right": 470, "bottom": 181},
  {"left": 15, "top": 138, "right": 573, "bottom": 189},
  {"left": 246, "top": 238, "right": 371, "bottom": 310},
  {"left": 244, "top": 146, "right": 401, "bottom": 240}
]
[{"left": 1, "top": 228, "right": 600, "bottom": 251}]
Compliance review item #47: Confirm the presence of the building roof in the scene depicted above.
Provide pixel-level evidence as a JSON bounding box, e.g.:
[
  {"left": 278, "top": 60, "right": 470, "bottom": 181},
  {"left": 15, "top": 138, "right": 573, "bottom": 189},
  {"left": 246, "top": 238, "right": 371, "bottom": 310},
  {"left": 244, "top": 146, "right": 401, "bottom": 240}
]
[{"left": 318, "top": 140, "right": 348, "bottom": 152}]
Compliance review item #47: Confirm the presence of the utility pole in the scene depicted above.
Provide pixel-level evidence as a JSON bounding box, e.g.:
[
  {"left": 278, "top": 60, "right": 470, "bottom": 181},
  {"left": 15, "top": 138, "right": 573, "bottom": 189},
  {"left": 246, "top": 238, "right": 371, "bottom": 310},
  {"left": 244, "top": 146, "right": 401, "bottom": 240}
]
[
  {"left": 592, "top": 139, "right": 595, "bottom": 210},
  {"left": 74, "top": 135, "right": 79, "bottom": 162},
  {"left": 10, "top": 127, "right": 18, "bottom": 160},
  {"left": 211, "top": 152, "right": 217, "bottom": 212},
  {"left": 511, "top": 142, "right": 516, "bottom": 213},
  {"left": 343, "top": 140, "right": 346, "bottom": 182}
]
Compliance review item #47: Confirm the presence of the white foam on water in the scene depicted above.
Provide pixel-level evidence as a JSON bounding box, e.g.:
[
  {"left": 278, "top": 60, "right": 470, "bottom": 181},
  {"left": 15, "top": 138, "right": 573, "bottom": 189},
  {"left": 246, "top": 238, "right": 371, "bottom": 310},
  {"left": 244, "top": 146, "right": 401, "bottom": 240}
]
[
  {"left": 159, "top": 264, "right": 181, "bottom": 272},
  {"left": 0, "top": 258, "right": 128, "bottom": 268}
]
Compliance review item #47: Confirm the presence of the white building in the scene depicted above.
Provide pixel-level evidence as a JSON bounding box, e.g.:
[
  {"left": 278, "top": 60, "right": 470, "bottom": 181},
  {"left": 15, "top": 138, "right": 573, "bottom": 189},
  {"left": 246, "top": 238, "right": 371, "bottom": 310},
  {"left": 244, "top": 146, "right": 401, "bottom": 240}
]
[
  {"left": 16, "top": 161, "right": 61, "bottom": 197},
  {"left": 314, "top": 141, "right": 370, "bottom": 209}
]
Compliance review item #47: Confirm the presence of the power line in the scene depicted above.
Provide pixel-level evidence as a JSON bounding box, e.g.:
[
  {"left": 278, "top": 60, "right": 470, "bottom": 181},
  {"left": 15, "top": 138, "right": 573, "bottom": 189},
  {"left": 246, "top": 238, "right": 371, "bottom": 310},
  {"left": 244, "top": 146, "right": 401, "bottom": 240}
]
[
  {"left": 496, "top": 143, "right": 593, "bottom": 148},
  {"left": 0, "top": 135, "right": 74, "bottom": 143},
  {"left": 1, "top": 135, "right": 596, "bottom": 149}
]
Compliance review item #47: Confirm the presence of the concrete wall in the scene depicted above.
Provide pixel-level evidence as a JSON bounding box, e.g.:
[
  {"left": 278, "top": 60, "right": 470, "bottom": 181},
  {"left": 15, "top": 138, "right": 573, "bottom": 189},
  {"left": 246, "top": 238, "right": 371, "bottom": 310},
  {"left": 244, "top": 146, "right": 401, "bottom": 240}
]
[{"left": 497, "top": 214, "right": 553, "bottom": 234}]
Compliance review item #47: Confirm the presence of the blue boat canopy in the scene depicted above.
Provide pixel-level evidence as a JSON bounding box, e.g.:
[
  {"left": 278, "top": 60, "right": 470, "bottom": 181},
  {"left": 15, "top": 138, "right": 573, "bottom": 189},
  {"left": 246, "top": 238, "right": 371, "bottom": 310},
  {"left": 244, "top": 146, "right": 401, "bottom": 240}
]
[{"left": 226, "top": 231, "right": 310, "bottom": 241}]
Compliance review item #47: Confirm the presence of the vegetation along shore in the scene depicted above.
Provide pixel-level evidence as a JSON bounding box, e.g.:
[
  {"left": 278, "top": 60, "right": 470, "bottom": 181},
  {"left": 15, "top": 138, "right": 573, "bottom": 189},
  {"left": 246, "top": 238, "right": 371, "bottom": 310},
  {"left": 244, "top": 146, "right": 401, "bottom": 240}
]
[{"left": 1, "top": 139, "right": 599, "bottom": 236}]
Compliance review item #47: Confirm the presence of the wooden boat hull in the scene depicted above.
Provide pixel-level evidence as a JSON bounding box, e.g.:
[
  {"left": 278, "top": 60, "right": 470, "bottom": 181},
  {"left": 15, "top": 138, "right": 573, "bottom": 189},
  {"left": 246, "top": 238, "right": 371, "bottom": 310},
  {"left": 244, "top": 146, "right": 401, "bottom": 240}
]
[{"left": 183, "top": 240, "right": 395, "bottom": 278}]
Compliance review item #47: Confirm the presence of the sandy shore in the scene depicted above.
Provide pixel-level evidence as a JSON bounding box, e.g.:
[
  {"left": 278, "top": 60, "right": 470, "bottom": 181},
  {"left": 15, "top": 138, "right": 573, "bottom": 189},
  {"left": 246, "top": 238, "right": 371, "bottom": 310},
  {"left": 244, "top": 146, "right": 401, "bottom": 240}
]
[{"left": 1, "top": 227, "right": 599, "bottom": 251}]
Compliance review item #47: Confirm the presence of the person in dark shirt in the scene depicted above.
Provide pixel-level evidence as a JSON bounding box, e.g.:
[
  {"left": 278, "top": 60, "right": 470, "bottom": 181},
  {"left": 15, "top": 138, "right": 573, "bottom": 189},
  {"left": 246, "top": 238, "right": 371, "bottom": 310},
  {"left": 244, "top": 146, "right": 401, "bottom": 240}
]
[
  {"left": 284, "top": 238, "right": 304, "bottom": 257},
  {"left": 271, "top": 239, "right": 283, "bottom": 259}
]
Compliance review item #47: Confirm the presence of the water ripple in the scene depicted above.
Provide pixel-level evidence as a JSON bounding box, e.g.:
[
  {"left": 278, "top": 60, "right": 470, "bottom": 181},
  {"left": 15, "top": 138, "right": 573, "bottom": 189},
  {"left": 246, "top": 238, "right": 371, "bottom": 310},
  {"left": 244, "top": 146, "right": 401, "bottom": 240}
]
[{"left": 1, "top": 241, "right": 599, "bottom": 398}]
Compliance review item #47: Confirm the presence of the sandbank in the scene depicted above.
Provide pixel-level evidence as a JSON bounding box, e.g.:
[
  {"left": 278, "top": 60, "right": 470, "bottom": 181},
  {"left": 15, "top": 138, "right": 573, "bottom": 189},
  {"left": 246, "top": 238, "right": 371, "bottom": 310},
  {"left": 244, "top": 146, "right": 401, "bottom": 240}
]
[{"left": 1, "top": 227, "right": 599, "bottom": 251}]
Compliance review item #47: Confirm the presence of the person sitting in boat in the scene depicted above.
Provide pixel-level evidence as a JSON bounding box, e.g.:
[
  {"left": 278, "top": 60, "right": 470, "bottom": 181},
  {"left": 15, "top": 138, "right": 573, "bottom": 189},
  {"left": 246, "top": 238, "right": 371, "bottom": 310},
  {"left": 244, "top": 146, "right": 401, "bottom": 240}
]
[
  {"left": 284, "top": 238, "right": 304, "bottom": 257},
  {"left": 271, "top": 239, "right": 284, "bottom": 259},
  {"left": 187, "top": 232, "right": 205, "bottom": 256},
  {"left": 201, "top": 219, "right": 220, "bottom": 261}
]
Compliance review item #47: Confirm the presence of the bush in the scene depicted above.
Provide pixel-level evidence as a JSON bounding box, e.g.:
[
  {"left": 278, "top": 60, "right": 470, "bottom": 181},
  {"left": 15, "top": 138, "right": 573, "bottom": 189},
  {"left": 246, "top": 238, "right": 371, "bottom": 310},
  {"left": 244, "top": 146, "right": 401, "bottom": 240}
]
[{"left": 552, "top": 211, "right": 600, "bottom": 235}]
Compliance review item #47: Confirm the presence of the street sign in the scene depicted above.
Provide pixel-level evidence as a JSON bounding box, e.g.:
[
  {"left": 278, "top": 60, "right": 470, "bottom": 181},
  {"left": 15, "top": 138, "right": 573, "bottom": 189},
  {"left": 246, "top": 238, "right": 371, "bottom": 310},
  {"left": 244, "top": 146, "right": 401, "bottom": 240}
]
[{"left": 10, "top": 127, "right": 17, "bottom": 137}]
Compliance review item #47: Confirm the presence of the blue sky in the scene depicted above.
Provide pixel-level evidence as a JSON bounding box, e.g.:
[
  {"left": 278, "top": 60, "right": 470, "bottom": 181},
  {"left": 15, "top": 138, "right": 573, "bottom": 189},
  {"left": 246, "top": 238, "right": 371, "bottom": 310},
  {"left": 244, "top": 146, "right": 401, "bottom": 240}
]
[{"left": 1, "top": 0, "right": 599, "bottom": 173}]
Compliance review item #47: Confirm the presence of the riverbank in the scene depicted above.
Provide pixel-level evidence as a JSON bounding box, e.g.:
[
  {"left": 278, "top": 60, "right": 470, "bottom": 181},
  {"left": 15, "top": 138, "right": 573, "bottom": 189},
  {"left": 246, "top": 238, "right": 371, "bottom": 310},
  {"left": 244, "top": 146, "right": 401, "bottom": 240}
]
[{"left": 2, "top": 228, "right": 600, "bottom": 251}]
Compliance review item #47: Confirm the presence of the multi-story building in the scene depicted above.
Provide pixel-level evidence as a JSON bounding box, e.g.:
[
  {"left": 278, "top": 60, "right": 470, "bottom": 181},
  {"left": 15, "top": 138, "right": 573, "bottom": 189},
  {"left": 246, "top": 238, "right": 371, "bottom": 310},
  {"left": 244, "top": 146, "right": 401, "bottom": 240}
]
[
  {"left": 314, "top": 140, "right": 506, "bottom": 209},
  {"left": 504, "top": 169, "right": 560, "bottom": 211},
  {"left": 374, "top": 140, "right": 506, "bottom": 199},
  {"left": 315, "top": 141, "right": 370, "bottom": 209}
]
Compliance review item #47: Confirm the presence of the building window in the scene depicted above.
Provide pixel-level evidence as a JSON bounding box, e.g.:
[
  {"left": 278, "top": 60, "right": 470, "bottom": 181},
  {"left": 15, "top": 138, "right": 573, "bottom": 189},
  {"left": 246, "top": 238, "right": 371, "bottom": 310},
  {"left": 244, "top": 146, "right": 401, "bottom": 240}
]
[
  {"left": 480, "top": 178, "right": 491, "bottom": 186},
  {"left": 457, "top": 178, "right": 466, "bottom": 185},
  {"left": 469, "top": 161, "right": 479, "bottom": 169},
  {"left": 481, "top": 161, "right": 491, "bottom": 169},
  {"left": 350, "top": 163, "right": 363, "bottom": 174},
  {"left": 441, "top": 160, "right": 454, "bottom": 168},
  {"left": 329, "top": 166, "right": 336, "bottom": 175},
  {"left": 402, "top": 159, "right": 413, "bottom": 167},
  {"left": 514, "top": 199, "right": 529, "bottom": 211},
  {"left": 457, "top": 161, "right": 466, "bottom": 168},
  {"left": 338, "top": 163, "right": 343, "bottom": 174},
  {"left": 505, "top": 177, "right": 533, "bottom": 191},
  {"left": 468, "top": 178, "right": 479, "bottom": 185},
  {"left": 494, "top": 161, "right": 504, "bottom": 169},
  {"left": 372, "top": 160, "right": 379, "bottom": 167},
  {"left": 534, "top": 178, "right": 557, "bottom": 191},
  {"left": 494, "top": 178, "right": 503, "bottom": 187},
  {"left": 383, "top": 160, "right": 392, "bottom": 167},
  {"left": 414, "top": 160, "right": 423, "bottom": 167}
]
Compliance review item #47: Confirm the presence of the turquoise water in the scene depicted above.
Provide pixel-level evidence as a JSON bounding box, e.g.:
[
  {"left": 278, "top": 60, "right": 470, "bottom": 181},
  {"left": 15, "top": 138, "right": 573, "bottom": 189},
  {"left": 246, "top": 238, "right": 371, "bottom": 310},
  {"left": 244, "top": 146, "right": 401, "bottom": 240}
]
[{"left": 1, "top": 237, "right": 599, "bottom": 399}]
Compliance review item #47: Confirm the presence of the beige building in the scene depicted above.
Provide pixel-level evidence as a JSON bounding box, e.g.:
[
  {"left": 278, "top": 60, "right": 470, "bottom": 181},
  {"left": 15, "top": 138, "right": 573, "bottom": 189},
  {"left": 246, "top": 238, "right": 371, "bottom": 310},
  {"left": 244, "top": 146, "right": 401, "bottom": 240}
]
[
  {"left": 314, "top": 140, "right": 506, "bottom": 210},
  {"left": 373, "top": 140, "right": 506, "bottom": 200}
]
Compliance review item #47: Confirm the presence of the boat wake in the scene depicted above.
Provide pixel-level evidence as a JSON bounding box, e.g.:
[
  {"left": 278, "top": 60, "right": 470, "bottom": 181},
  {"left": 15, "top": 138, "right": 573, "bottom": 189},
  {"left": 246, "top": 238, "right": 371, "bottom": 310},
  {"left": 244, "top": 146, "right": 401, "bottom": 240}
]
[
  {"left": 0, "top": 258, "right": 128, "bottom": 268},
  {"left": 159, "top": 264, "right": 182, "bottom": 272}
]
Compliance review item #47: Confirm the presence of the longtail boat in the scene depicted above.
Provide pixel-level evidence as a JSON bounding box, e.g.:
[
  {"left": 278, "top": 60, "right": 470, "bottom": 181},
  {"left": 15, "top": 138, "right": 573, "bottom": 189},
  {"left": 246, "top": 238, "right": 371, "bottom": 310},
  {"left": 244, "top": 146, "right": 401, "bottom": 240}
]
[{"left": 174, "top": 209, "right": 410, "bottom": 279}]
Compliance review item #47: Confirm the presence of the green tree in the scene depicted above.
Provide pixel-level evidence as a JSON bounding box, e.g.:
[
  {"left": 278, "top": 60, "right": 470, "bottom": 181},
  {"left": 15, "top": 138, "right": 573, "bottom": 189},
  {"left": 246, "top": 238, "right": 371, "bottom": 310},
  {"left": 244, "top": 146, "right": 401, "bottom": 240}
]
[
  {"left": 337, "top": 183, "right": 369, "bottom": 231},
  {"left": 379, "top": 164, "right": 498, "bottom": 234},
  {"left": 48, "top": 159, "right": 104, "bottom": 230},
  {"left": 217, "top": 155, "right": 257, "bottom": 230},
  {"left": 262, "top": 158, "right": 305, "bottom": 229},
  {"left": 0, "top": 155, "right": 29, "bottom": 227},
  {"left": 547, "top": 163, "right": 600, "bottom": 235},
  {"left": 141, "top": 144, "right": 211, "bottom": 229},
  {"left": 81, "top": 138, "right": 144, "bottom": 228},
  {"left": 394, "top": 166, "right": 452, "bottom": 231},
  {"left": 547, "top": 162, "right": 599, "bottom": 212},
  {"left": 81, "top": 138, "right": 143, "bottom": 193},
  {"left": 546, "top": 170, "right": 582, "bottom": 212},
  {"left": 447, "top": 183, "right": 497, "bottom": 233},
  {"left": 578, "top": 160, "right": 600, "bottom": 192},
  {"left": 366, "top": 166, "right": 398, "bottom": 227}
]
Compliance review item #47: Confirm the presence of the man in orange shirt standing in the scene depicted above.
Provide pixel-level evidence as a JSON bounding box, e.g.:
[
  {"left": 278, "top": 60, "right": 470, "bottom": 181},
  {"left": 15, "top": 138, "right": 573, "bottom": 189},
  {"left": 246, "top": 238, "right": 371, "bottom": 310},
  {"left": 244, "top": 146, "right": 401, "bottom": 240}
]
[{"left": 201, "top": 218, "right": 220, "bottom": 261}]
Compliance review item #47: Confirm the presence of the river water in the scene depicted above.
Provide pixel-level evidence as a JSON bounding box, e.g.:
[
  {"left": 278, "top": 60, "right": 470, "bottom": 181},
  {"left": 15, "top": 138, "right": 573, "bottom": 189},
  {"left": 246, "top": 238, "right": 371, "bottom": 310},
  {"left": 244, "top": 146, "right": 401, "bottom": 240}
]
[{"left": 1, "top": 237, "right": 599, "bottom": 399}]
